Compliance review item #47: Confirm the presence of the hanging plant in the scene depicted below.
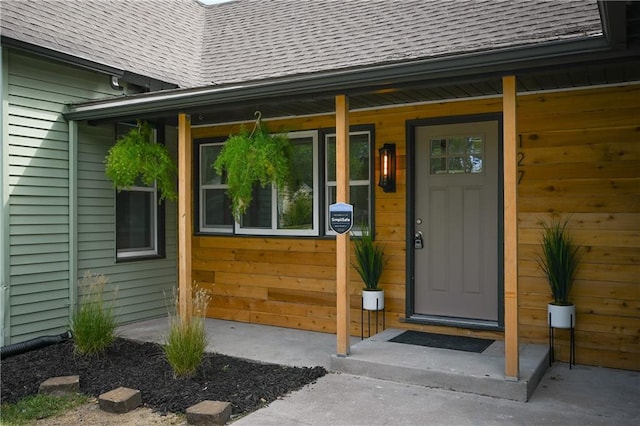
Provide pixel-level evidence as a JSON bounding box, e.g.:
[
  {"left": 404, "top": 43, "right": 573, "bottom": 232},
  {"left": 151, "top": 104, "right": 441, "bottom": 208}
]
[
  {"left": 104, "top": 120, "right": 177, "bottom": 201},
  {"left": 214, "top": 112, "right": 291, "bottom": 219}
]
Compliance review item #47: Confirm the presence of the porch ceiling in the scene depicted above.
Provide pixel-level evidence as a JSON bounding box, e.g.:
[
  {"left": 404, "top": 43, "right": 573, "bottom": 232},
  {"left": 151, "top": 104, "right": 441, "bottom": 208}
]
[{"left": 185, "top": 60, "right": 640, "bottom": 127}]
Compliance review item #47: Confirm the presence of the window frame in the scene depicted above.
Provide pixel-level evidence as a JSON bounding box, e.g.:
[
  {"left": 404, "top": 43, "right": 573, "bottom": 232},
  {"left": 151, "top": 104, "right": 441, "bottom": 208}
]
[
  {"left": 194, "top": 137, "right": 234, "bottom": 234},
  {"left": 235, "top": 130, "right": 320, "bottom": 236},
  {"left": 322, "top": 125, "right": 376, "bottom": 236},
  {"left": 193, "top": 125, "right": 375, "bottom": 238},
  {"left": 114, "top": 122, "right": 166, "bottom": 262}
]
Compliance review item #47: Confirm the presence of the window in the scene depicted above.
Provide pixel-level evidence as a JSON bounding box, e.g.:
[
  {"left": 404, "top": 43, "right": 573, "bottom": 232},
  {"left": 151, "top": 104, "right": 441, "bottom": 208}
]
[
  {"left": 115, "top": 123, "right": 164, "bottom": 260},
  {"left": 430, "top": 135, "right": 484, "bottom": 174},
  {"left": 195, "top": 127, "right": 374, "bottom": 237},
  {"left": 198, "top": 141, "right": 234, "bottom": 233},
  {"left": 238, "top": 131, "right": 319, "bottom": 236},
  {"left": 325, "top": 130, "right": 373, "bottom": 234}
]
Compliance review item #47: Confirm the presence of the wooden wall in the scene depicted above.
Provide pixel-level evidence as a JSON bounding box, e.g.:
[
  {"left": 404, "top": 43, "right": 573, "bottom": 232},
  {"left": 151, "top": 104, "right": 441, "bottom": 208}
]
[
  {"left": 191, "top": 84, "right": 639, "bottom": 370},
  {"left": 516, "top": 84, "right": 640, "bottom": 370}
]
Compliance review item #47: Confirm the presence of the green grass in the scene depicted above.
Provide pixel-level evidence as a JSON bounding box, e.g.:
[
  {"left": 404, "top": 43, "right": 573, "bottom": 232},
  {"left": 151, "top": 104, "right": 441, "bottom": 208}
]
[{"left": 0, "top": 393, "right": 90, "bottom": 425}]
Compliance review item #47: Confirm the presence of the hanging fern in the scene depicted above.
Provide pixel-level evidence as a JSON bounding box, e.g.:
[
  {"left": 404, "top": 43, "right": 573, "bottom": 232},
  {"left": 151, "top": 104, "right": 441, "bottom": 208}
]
[
  {"left": 104, "top": 121, "right": 177, "bottom": 201},
  {"left": 214, "top": 120, "right": 291, "bottom": 219}
]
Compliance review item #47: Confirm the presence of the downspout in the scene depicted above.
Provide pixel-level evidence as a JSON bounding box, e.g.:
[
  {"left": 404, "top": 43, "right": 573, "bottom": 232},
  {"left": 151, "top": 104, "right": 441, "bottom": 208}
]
[
  {"left": 68, "top": 120, "right": 78, "bottom": 318},
  {"left": 1, "top": 46, "right": 10, "bottom": 346}
]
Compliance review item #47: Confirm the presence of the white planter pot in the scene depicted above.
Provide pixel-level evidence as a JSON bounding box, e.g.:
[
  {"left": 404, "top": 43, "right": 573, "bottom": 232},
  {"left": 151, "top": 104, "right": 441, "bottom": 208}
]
[
  {"left": 547, "top": 303, "right": 575, "bottom": 329},
  {"left": 362, "top": 290, "right": 384, "bottom": 311}
]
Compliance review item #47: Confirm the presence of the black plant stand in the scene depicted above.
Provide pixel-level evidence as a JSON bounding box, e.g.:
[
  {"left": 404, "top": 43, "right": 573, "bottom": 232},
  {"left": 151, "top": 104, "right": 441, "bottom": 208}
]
[
  {"left": 548, "top": 311, "right": 575, "bottom": 369},
  {"left": 361, "top": 297, "right": 385, "bottom": 340}
]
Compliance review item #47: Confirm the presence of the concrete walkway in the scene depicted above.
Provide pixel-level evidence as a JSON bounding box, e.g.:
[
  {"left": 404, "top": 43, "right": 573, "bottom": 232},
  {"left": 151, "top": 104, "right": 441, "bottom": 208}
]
[{"left": 118, "top": 318, "right": 639, "bottom": 425}]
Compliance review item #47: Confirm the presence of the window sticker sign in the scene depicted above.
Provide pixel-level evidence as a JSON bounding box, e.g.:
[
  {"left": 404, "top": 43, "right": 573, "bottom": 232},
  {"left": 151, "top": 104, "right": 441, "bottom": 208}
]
[{"left": 329, "top": 202, "right": 353, "bottom": 234}]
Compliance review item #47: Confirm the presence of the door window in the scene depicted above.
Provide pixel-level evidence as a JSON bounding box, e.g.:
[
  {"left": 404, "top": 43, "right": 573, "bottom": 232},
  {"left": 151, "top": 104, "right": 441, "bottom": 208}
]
[{"left": 430, "top": 135, "right": 484, "bottom": 174}]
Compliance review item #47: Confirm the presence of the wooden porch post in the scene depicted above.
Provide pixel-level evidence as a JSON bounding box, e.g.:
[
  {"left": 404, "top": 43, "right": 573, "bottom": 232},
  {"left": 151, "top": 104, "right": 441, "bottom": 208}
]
[
  {"left": 503, "top": 76, "right": 519, "bottom": 380},
  {"left": 335, "top": 95, "right": 351, "bottom": 356},
  {"left": 178, "top": 113, "right": 193, "bottom": 322}
]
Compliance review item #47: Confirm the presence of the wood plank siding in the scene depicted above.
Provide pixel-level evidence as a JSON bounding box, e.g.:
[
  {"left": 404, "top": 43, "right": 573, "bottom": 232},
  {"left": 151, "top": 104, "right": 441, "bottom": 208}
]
[
  {"left": 516, "top": 85, "right": 640, "bottom": 371},
  {"left": 3, "top": 50, "right": 177, "bottom": 343},
  {"left": 192, "top": 83, "right": 639, "bottom": 371}
]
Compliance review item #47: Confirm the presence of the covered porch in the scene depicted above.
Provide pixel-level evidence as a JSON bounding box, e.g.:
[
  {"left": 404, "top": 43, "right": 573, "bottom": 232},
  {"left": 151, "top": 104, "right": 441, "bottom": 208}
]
[{"left": 66, "top": 9, "right": 640, "bottom": 378}]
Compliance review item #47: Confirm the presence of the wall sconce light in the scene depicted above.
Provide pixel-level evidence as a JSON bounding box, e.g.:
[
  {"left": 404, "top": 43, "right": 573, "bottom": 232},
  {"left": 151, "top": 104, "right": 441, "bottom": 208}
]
[{"left": 378, "top": 143, "right": 396, "bottom": 193}]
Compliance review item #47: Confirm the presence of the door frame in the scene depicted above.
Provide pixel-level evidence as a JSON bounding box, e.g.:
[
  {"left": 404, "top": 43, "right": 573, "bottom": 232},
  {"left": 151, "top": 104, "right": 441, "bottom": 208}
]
[{"left": 405, "top": 113, "right": 504, "bottom": 331}]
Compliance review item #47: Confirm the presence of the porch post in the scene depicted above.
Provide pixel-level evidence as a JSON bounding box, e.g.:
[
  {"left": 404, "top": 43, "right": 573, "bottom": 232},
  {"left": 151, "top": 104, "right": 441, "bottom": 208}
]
[
  {"left": 335, "top": 94, "right": 351, "bottom": 356},
  {"left": 178, "top": 113, "right": 193, "bottom": 322},
  {"left": 503, "top": 76, "right": 519, "bottom": 380}
]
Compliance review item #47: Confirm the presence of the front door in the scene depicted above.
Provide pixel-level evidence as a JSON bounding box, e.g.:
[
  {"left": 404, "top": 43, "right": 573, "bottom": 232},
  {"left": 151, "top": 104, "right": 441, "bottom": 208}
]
[{"left": 413, "top": 119, "right": 500, "bottom": 324}]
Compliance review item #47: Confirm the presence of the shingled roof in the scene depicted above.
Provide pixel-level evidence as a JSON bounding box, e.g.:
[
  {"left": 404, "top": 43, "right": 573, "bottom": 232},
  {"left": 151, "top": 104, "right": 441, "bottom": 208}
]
[{"left": 1, "top": 0, "right": 603, "bottom": 89}]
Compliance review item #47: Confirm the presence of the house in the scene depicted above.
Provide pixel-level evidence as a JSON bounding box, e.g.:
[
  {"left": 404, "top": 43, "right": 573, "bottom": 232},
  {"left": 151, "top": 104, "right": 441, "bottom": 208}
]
[{"left": 1, "top": 0, "right": 638, "bottom": 375}]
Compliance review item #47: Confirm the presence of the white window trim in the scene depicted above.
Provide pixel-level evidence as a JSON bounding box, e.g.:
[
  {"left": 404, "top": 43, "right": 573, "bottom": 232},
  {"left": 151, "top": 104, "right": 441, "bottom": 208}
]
[
  {"left": 199, "top": 142, "right": 233, "bottom": 234},
  {"left": 235, "top": 130, "right": 319, "bottom": 236},
  {"left": 116, "top": 183, "right": 159, "bottom": 259},
  {"left": 324, "top": 130, "right": 372, "bottom": 236}
]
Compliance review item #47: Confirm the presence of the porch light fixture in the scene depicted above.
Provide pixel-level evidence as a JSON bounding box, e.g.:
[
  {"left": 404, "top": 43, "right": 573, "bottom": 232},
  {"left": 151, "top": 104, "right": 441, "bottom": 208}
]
[{"left": 378, "top": 143, "right": 396, "bottom": 193}]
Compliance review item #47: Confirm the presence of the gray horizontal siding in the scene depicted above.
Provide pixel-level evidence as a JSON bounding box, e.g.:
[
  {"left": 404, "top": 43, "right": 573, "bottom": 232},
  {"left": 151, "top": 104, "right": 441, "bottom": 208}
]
[
  {"left": 5, "top": 49, "right": 122, "bottom": 344},
  {"left": 76, "top": 122, "right": 177, "bottom": 326}
]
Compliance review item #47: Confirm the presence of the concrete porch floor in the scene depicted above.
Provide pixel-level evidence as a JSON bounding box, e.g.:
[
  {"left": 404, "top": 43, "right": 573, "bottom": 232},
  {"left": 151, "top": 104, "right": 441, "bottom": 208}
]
[
  {"left": 330, "top": 328, "right": 548, "bottom": 402},
  {"left": 118, "top": 317, "right": 639, "bottom": 425}
]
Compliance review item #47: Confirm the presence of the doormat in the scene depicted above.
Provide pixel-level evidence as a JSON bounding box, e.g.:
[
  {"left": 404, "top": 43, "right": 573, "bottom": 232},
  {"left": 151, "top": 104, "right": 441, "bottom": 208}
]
[{"left": 389, "top": 331, "right": 494, "bottom": 353}]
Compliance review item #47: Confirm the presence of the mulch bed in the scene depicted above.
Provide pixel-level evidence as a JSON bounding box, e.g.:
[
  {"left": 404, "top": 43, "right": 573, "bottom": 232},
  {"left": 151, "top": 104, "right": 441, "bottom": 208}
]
[{"left": 1, "top": 337, "right": 326, "bottom": 416}]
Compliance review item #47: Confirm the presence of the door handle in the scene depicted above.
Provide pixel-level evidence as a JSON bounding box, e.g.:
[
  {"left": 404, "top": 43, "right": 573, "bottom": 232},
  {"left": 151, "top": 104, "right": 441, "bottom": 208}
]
[{"left": 414, "top": 231, "right": 424, "bottom": 249}]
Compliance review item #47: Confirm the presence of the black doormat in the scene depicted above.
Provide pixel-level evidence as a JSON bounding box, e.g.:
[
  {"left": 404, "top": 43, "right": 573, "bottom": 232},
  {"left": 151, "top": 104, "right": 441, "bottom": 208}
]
[{"left": 389, "top": 330, "right": 494, "bottom": 353}]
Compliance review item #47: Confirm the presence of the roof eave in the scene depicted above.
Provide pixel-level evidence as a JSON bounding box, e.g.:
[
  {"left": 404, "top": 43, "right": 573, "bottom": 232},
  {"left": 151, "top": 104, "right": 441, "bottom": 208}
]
[
  {"left": 1, "top": 37, "right": 179, "bottom": 91},
  {"left": 64, "top": 36, "right": 620, "bottom": 122},
  {"left": 598, "top": 0, "right": 628, "bottom": 49}
]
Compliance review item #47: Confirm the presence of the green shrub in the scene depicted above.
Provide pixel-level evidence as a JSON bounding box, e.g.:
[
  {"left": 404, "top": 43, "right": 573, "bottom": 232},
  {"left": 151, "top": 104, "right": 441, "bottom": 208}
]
[
  {"left": 282, "top": 190, "right": 313, "bottom": 228},
  {"left": 0, "top": 393, "right": 90, "bottom": 425},
  {"left": 164, "top": 288, "right": 211, "bottom": 377},
  {"left": 70, "top": 271, "right": 117, "bottom": 355}
]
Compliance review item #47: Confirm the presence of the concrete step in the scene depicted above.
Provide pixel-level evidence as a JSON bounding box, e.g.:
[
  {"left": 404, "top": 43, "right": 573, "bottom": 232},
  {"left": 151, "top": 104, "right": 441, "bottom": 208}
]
[{"left": 330, "top": 329, "right": 549, "bottom": 402}]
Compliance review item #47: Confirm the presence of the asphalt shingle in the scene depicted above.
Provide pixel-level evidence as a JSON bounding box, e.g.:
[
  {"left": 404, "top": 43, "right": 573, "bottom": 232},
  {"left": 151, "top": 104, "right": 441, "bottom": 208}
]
[{"left": 1, "top": 0, "right": 602, "bottom": 89}]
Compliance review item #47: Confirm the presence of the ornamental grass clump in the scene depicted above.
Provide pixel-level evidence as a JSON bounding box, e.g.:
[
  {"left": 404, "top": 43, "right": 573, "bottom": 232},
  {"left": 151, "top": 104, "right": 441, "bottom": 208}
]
[
  {"left": 70, "top": 271, "right": 117, "bottom": 355},
  {"left": 352, "top": 225, "right": 385, "bottom": 291},
  {"left": 164, "top": 287, "right": 211, "bottom": 378},
  {"left": 537, "top": 218, "right": 582, "bottom": 306}
]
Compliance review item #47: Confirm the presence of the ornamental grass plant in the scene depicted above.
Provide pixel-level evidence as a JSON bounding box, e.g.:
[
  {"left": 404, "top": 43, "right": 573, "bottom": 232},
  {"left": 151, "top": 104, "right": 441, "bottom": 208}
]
[
  {"left": 70, "top": 271, "right": 117, "bottom": 355},
  {"left": 537, "top": 218, "right": 582, "bottom": 305},
  {"left": 164, "top": 287, "right": 211, "bottom": 377},
  {"left": 352, "top": 225, "right": 385, "bottom": 291}
]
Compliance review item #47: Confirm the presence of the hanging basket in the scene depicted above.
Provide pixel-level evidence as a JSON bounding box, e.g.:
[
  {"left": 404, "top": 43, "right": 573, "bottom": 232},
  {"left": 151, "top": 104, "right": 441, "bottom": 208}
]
[
  {"left": 214, "top": 111, "right": 291, "bottom": 219},
  {"left": 104, "top": 120, "right": 176, "bottom": 201}
]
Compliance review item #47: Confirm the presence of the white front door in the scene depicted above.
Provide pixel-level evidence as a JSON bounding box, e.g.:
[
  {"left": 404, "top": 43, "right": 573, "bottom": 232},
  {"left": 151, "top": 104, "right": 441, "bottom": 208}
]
[{"left": 413, "top": 120, "right": 500, "bottom": 322}]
